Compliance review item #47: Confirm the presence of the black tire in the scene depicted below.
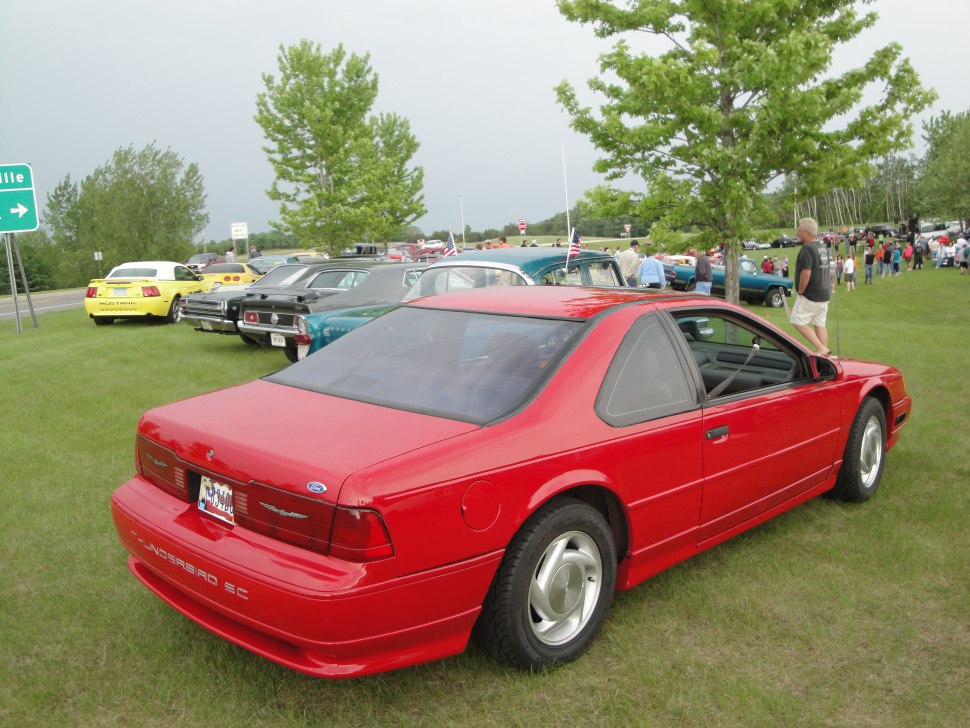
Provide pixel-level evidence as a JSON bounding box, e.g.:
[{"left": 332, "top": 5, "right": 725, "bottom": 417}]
[
  {"left": 831, "top": 398, "right": 886, "bottom": 502},
  {"left": 685, "top": 280, "right": 697, "bottom": 292},
  {"left": 166, "top": 296, "right": 182, "bottom": 324},
  {"left": 475, "top": 497, "right": 616, "bottom": 670},
  {"left": 92, "top": 316, "right": 113, "bottom": 326},
  {"left": 764, "top": 287, "right": 785, "bottom": 308},
  {"left": 283, "top": 345, "right": 299, "bottom": 364},
  {"left": 239, "top": 334, "right": 260, "bottom": 347}
]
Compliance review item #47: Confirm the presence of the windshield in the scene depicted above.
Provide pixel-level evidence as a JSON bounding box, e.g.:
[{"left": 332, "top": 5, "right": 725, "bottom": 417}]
[{"left": 267, "top": 306, "right": 584, "bottom": 423}]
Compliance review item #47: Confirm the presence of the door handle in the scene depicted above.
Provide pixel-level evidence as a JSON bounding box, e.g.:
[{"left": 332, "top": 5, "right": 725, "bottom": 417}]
[{"left": 705, "top": 425, "right": 729, "bottom": 440}]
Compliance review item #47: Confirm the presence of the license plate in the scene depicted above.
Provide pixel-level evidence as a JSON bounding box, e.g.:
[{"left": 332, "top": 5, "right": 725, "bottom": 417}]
[
  {"left": 270, "top": 333, "right": 286, "bottom": 348},
  {"left": 198, "top": 475, "right": 234, "bottom": 525},
  {"left": 113, "top": 287, "right": 128, "bottom": 296}
]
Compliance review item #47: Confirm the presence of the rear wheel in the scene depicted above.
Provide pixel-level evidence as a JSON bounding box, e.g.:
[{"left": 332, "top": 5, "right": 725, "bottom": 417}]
[
  {"left": 239, "top": 334, "right": 260, "bottom": 347},
  {"left": 831, "top": 398, "right": 886, "bottom": 502},
  {"left": 283, "top": 345, "right": 299, "bottom": 363},
  {"left": 92, "top": 317, "right": 113, "bottom": 326},
  {"left": 475, "top": 497, "right": 616, "bottom": 670},
  {"left": 166, "top": 296, "right": 182, "bottom": 324},
  {"left": 685, "top": 281, "right": 697, "bottom": 292}
]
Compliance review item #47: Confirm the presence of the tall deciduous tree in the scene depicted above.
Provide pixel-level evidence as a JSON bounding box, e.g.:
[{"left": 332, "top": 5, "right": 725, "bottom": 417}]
[
  {"left": 919, "top": 110, "right": 970, "bottom": 223},
  {"left": 556, "top": 0, "right": 934, "bottom": 301},
  {"left": 254, "top": 40, "right": 425, "bottom": 255},
  {"left": 45, "top": 144, "right": 208, "bottom": 286}
]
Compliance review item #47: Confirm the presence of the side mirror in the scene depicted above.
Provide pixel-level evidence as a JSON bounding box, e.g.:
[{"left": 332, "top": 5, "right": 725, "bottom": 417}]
[{"left": 814, "top": 355, "right": 839, "bottom": 381}]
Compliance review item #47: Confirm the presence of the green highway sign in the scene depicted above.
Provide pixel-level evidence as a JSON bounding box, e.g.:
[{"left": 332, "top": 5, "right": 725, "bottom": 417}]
[{"left": 0, "top": 163, "right": 40, "bottom": 234}]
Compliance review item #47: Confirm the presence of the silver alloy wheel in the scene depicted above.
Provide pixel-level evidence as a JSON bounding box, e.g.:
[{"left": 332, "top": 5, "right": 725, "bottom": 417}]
[
  {"left": 528, "top": 530, "right": 603, "bottom": 646},
  {"left": 859, "top": 415, "right": 884, "bottom": 489}
]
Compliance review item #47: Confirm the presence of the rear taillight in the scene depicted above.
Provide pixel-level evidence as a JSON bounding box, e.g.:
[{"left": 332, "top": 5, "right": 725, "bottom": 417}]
[
  {"left": 329, "top": 508, "right": 394, "bottom": 561},
  {"left": 243, "top": 311, "right": 259, "bottom": 324},
  {"left": 142, "top": 286, "right": 161, "bottom": 297},
  {"left": 232, "top": 275, "right": 241, "bottom": 281},
  {"left": 233, "top": 482, "right": 393, "bottom": 561},
  {"left": 223, "top": 275, "right": 232, "bottom": 282},
  {"left": 86, "top": 287, "right": 97, "bottom": 298},
  {"left": 136, "top": 436, "right": 188, "bottom": 500},
  {"left": 294, "top": 315, "right": 310, "bottom": 345}
]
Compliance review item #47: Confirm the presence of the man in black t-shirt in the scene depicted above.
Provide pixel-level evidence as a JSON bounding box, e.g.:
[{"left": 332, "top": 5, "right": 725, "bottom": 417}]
[{"left": 789, "top": 217, "right": 832, "bottom": 356}]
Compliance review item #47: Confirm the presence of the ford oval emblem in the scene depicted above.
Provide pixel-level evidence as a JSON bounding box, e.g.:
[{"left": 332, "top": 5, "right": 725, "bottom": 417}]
[{"left": 306, "top": 481, "right": 327, "bottom": 494}]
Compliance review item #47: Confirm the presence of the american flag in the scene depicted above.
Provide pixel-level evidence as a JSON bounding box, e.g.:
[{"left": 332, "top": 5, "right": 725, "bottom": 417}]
[
  {"left": 443, "top": 230, "right": 458, "bottom": 257},
  {"left": 566, "top": 228, "right": 581, "bottom": 260}
]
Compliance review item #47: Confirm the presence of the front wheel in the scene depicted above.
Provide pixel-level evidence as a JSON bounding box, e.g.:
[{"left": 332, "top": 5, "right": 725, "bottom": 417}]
[
  {"left": 475, "top": 497, "right": 616, "bottom": 670},
  {"left": 831, "top": 398, "right": 886, "bottom": 502},
  {"left": 764, "top": 287, "right": 785, "bottom": 308}
]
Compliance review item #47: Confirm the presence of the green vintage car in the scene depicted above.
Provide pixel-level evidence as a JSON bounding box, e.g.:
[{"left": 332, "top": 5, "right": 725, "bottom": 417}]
[
  {"left": 294, "top": 247, "right": 626, "bottom": 360},
  {"left": 663, "top": 256, "right": 793, "bottom": 307}
]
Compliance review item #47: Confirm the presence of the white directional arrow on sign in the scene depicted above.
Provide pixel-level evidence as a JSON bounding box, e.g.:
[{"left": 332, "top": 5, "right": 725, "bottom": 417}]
[{"left": 11, "top": 203, "right": 29, "bottom": 218}]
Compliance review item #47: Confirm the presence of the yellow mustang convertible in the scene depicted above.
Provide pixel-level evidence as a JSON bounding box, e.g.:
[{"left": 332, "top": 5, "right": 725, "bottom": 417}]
[{"left": 84, "top": 261, "right": 212, "bottom": 326}]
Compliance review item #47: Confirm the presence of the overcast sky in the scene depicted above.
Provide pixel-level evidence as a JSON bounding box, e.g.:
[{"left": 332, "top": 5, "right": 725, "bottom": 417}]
[{"left": 2, "top": 0, "right": 968, "bottom": 242}]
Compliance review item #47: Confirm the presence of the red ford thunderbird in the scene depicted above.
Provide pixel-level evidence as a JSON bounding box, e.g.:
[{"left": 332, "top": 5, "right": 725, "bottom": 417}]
[{"left": 110, "top": 286, "right": 910, "bottom": 677}]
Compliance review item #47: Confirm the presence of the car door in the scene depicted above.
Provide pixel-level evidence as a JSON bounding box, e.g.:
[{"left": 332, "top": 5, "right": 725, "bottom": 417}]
[
  {"left": 174, "top": 264, "right": 206, "bottom": 294},
  {"left": 668, "top": 309, "right": 841, "bottom": 546}
]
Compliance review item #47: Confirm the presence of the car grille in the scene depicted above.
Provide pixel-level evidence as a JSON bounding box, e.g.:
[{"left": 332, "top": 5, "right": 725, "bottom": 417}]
[{"left": 184, "top": 300, "right": 226, "bottom": 316}]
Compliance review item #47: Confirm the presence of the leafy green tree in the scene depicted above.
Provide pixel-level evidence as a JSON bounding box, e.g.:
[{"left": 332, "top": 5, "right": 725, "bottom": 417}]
[
  {"left": 44, "top": 144, "right": 207, "bottom": 286},
  {"left": 556, "top": 0, "right": 934, "bottom": 301},
  {"left": 919, "top": 111, "right": 970, "bottom": 222},
  {"left": 0, "top": 231, "right": 56, "bottom": 294},
  {"left": 255, "top": 40, "right": 425, "bottom": 255}
]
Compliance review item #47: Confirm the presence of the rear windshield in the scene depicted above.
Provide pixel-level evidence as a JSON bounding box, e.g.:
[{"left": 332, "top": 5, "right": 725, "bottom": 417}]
[
  {"left": 205, "top": 263, "right": 245, "bottom": 274},
  {"left": 267, "top": 306, "right": 585, "bottom": 423},
  {"left": 108, "top": 268, "right": 157, "bottom": 278},
  {"left": 402, "top": 265, "right": 529, "bottom": 301},
  {"left": 252, "top": 265, "right": 310, "bottom": 287}
]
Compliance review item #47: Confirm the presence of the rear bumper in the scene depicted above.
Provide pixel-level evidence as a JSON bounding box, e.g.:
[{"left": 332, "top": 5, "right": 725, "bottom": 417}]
[
  {"left": 182, "top": 313, "right": 239, "bottom": 333},
  {"left": 84, "top": 298, "right": 170, "bottom": 317},
  {"left": 110, "top": 477, "right": 502, "bottom": 678}
]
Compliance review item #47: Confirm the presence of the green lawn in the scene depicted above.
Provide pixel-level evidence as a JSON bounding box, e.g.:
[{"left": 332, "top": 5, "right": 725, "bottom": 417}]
[{"left": 1, "top": 269, "right": 968, "bottom": 727}]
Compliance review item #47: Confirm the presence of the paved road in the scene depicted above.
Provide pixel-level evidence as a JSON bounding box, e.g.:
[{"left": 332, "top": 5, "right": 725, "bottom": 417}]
[{"left": 0, "top": 289, "right": 86, "bottom": 320}]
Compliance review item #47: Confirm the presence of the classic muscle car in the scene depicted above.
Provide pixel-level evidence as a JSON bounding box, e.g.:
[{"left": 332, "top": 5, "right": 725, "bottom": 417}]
[{"left": 111, "top": 286, "right": 910, "bottom": 678}]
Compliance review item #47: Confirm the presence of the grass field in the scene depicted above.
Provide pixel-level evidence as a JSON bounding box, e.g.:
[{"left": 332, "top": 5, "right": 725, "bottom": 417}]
[{"left": 1, "top": 268, "right": 968, "bottom": 727}]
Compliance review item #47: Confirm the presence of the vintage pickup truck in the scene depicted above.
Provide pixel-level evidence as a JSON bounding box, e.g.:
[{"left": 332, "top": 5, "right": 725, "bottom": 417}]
[{"left": 663, "top": 256, "right": 792, "bottom": 307}]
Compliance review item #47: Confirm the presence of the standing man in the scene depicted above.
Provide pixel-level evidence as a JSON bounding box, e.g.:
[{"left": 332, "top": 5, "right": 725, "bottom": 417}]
[
  {"left": 694, "top": 249, "right": 713, "bottom": 294},
  {"left": 225, "top": 247, "right": 236, "bottom": 264},
  {"left": 617, "top": 240, "right": 641, "bottom": 287},
  {"left": 637, "top": 252, "right": 666, "bottom": 289},
  {"left": 789, "top": 217, "right": 832, "bottom": 356}
]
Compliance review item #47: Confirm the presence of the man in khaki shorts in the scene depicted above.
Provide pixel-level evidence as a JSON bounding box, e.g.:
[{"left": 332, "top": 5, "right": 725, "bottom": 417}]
[{"left": 790, "top": 217, "right": 832, "bottom": 356}]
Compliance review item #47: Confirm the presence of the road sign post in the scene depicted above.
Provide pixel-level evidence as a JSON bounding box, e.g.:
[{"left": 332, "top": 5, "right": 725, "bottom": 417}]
[{"left": 1, "top": 163, "right": 40, "bottom": 333}]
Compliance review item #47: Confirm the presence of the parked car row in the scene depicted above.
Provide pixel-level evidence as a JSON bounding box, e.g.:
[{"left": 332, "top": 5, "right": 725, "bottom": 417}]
[{"left": 663, "top": 256, "right": 792, "bottom": 307}]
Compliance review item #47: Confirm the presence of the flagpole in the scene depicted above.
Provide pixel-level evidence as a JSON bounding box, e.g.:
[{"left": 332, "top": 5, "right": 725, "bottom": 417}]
[
  {"left": 459, "top": 194, "right": 466, "bottom": 246},
  {"left": 561, "top": 143, "right": 571, "bottom": 241}
]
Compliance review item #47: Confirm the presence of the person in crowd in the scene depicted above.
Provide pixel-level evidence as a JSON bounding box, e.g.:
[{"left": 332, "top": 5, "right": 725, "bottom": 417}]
[
  {"left": 913, "top": 238, "right": 924, "bottom": 270},
  {"left": 835, "top": 254, "right": 844, "bottom": 286},
  {"left": 225, "top": 248, "right": 236, "bottom": 263},
  {"left": 248, "top": 244, "right": 261, "bottom": 259},
  {"left": 637, "top": 252, "right": 666, "bottom": 289},
  {"left": 789, "top": 217, "right": 832, "bottom": 356},
  {"left": 892, "top": 243, "right": 902, "bottom": 276},
  {"left": 874, "top": 242, "right": 885, "bottom": 277},
  {"left": 960, "top": 238, "right": 970, "bottom": 275},
  {"left": 903, "top": 241, "right": 913, "bottom": 270},
  {"left": 617, "top": 240, "right": 641, "bottom": 287},
  {"left": 864, "top": 246, "right": 875, "bottom": 284},
  {"left": 781, "top": 257, "right": 789, "bottom": 278},
  {"left": 694, "top": 249, "right": 713, "bottom": 295},
  {"left": 844, "top": 252, "right": 856, "bottom": 291},
  {"left": 761, "top": 256, "right": 773, "bottom": 274}
]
